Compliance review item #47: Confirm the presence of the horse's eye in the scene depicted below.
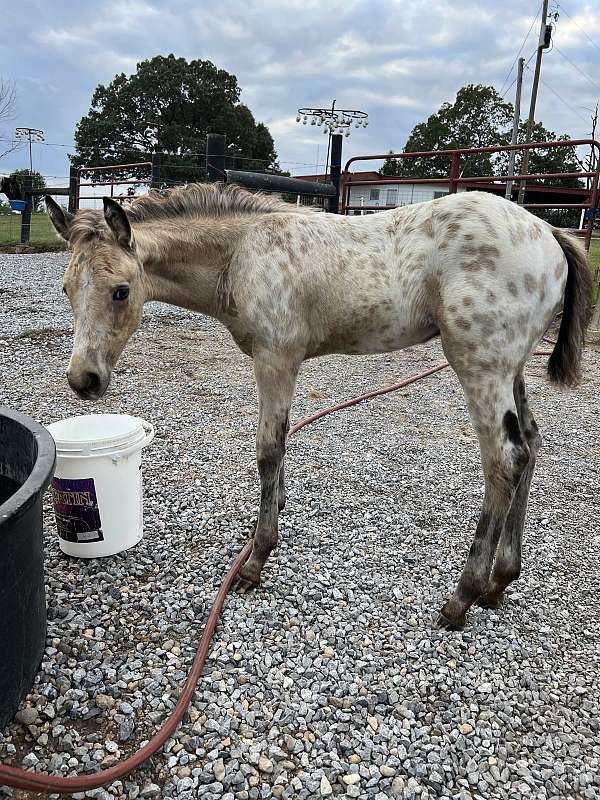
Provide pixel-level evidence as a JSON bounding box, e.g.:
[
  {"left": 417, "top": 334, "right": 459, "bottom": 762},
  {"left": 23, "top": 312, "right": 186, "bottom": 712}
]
[{"left": 113, "top": 285, "right": 130, "bottom": 301}]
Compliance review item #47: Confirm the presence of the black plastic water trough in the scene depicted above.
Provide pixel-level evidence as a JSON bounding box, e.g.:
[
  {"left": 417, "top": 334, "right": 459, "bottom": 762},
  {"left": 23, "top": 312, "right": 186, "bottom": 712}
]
[{"left": 0, "top": 407, "right": 55, "bottom": 729}]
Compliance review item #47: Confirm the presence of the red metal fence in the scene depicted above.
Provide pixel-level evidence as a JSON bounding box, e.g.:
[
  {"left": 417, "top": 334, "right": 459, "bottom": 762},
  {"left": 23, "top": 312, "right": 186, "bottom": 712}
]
[
  {"left": 75, "top": 162, "right": 152, "bottom": 208},
  {"left": 342, "top": 139, "right": 600, "bottom": 250}
]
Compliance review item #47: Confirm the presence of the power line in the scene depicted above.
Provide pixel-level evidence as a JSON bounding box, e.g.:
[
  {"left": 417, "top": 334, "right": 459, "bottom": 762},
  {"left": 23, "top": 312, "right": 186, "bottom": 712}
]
[
  {"left": 501, "top": 50, "right": 537, "bottom": 98},
  {"left": 556, "top": 2, "right": 600, "bottom": 57},
  {"left": 526, "top": 63, "right": 590, "bottom": 124},
  {"left": 499, "top": 3, "right": 543, "bottom": 95},
  {"left": 552, "top": 44, "right": 600, "bottom": 93}
]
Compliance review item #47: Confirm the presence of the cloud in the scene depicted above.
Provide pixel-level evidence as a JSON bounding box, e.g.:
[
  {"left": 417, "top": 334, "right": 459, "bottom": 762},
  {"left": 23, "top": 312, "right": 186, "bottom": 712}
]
[{"left": 0, "top": 0, "right": 598, "bottom": 181}]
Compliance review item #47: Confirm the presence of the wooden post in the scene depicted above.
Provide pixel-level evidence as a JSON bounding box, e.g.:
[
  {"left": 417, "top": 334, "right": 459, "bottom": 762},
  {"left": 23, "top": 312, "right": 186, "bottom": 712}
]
[
  {"left": 206, "top": 134, "right": 225, "bottom": 182},
  {"left": 20, "top": 175, "right": 33, "bottom": 245}
]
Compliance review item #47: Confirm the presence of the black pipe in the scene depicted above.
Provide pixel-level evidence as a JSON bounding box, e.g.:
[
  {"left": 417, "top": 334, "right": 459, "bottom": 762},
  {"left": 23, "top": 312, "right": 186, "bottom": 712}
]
[{"left": 225, "top": 170, "right": 336, "bottom": 197}]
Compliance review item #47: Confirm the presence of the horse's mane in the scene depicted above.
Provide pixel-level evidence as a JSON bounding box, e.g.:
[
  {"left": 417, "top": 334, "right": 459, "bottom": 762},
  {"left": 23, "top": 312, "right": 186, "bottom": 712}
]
[
  {"left": 126, "top": 182, "right": 311, "bottom": 223},
  {"left": 68, "top": 182, "right": 311, "bottom": 245}
]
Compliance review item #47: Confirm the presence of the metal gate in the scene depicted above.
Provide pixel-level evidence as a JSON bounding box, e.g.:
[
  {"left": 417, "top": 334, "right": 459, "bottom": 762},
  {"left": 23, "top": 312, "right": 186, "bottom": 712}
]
[{"left": 342, "top": 138, "right": 600, "bottom": 250}]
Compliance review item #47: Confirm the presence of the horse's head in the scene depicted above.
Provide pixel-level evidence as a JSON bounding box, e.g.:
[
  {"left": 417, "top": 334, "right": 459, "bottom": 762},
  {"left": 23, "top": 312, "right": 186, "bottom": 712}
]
[{"left": 46, "top": 196, "right": 145, "bottom": 400}]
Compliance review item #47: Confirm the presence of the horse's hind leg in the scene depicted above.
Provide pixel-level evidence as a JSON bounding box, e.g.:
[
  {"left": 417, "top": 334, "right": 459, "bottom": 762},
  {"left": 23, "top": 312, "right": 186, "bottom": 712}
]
[
  {"left": 236, "top": 347, "right": 300, "bottom": 592},
  {"left": 477, "top": 374, "right": 541, "bottom": 608},
  {"left": 438, "top": 372, "right": 532, "bottom": 630}
]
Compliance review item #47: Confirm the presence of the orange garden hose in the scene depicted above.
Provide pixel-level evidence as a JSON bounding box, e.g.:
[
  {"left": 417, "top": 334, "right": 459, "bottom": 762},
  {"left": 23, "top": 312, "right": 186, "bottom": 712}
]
[{"left": 0, "top": 352, "right": 552, "bottom": 793}]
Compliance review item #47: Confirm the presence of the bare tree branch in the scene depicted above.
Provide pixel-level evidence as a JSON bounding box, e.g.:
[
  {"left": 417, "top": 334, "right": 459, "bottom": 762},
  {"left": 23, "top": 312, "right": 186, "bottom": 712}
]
[
  {"left": 0, "top": 140, "right": 21, "bottom": 161},
  {"left": 0, "top": 78, "right": 16, "bottom": 122},
  {"left": 0, "top": 78, "right": 19, "bottom": 165}
]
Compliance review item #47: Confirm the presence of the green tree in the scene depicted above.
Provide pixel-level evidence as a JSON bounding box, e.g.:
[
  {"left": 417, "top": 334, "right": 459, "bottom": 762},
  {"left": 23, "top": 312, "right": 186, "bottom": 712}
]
[
  {"left": 497, "top": 121, "right": 581, "bottom": 188},
  {"left": 73, "top": 54, "right": 279, "bottom": 184},
  {"left": 382, "top": 85, "right": 580, "bottom": 189},
  {"left": 9, "top": 169, "right": 46, "bottom": 210},
  {"left": 382, "top": 85, "right": 513, "bottom": 178}
]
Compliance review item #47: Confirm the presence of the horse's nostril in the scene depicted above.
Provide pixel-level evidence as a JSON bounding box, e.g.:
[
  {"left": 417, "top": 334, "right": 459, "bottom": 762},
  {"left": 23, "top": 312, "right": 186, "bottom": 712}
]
[{"left": 85, "top": 372, "right": 101, "bottom": 392}]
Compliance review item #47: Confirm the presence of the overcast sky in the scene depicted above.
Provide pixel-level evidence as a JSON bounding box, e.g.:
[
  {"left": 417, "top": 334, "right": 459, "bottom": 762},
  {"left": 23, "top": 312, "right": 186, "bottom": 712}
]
[{"left": 1, "top": 0, "right": 599, "bottom": 185}]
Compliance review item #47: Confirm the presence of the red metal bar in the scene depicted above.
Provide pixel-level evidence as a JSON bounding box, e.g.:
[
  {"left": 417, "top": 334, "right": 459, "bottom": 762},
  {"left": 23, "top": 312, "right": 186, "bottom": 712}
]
[
  {"left": 343, "top": 139, "right": 600, "bottom": 173},
  {"left": 78, "top": 179, "right": 149, "bottom": 187},
  {"left": 77, "top": 194, "right": 143, "bottom": 201},
  {"left": 522, "top": 203, "right": 592, "bottom": 209},
  {"left": 79, "top": 161, "right": 152, "bottom": 173}
]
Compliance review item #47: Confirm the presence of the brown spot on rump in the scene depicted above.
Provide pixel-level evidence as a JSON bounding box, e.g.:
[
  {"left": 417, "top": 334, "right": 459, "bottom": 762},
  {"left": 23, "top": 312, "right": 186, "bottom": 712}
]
[
  {"left": 479, "top": 244, "right": 500, "bottom": 258},
  {"left": 523, "top": 272, "right": 537, "bottom": 293},
  {"left": 462, "top": 259, "right": 482, "bottom": 272},
  {"left": 554, "top": 260, "right": 565, "bottom": 280},
  {"left": 419, "top": 216, "right": 435, "bottom": 238},
  {"left": 462, "top": 296, "right": 474, "bottom": 306},
  {"left": 507, "top": 281, "right": 518, "bottom": 297},
  {"left": 486, "top": 290, "right": 497, "bottom": 304},
  {"left": 509, "top": 222, "right": 526, "bottom": 246},
  {"left": 464, "top": 232, "right": 474, "bottom": 241},
  {"left": 447, "top": 222, "right": 461, "bottom": 235},
  {"left": 455, "top": 317, "right": 472, "bottom": 331},
  {"left": 473, "top": 311, "right": 496, "bottom": 337},
  {"left": 529, "top": 223, "right": 543, "bottom": 240}
]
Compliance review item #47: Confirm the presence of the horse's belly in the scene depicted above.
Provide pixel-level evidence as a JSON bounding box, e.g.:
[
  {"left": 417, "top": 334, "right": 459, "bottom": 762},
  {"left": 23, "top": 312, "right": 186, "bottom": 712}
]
[
  {"left": 347, "top": 324, "right": 439, "bottom": 354},
  {"left": 309, "top": 321, "right": 439, "bottom": 357}
]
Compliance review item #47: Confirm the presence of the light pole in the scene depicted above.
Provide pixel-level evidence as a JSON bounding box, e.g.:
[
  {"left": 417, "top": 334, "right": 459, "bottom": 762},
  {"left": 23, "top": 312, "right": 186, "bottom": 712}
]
[
  {"left": 15, "top": 127, "right": 45, "bottom": 174},
  {"left": 296, "top": 100, "right": 368, "bottom": 180}
]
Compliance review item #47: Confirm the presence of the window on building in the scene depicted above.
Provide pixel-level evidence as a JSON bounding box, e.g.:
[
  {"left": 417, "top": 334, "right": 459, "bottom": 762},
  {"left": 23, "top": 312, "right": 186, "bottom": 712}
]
[
  {"left": 387, "top": 188, "right": 398, "bottom": 206},
  {"left": 433, "top": 191, "right": 447, "bottom": 199},
  {"left": 369, "top": 188, "right": 380, "bottom": 201}
]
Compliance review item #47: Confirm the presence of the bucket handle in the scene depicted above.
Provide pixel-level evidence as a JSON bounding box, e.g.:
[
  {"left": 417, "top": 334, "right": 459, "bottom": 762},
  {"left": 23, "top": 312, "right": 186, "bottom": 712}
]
[{"left": 110, "top": 419, "right": 155, "bottom": 463}]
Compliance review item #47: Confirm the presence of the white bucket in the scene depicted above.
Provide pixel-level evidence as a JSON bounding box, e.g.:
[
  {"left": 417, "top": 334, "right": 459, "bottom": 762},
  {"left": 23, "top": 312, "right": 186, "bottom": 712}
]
[{"left": 46, "top": 414, "right": 155, "bottom": 558}]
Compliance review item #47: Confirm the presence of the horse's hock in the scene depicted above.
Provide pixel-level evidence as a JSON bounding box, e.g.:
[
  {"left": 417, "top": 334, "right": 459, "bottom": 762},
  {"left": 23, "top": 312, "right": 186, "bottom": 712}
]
[{"left": 0, "top": 407, "right": 55, "bottom": 729}]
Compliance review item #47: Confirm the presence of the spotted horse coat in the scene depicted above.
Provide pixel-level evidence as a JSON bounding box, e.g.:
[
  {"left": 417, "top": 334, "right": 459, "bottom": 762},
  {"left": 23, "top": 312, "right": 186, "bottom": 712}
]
[{"left": 45, "top": 185, "right": 591, "bottom": 630}]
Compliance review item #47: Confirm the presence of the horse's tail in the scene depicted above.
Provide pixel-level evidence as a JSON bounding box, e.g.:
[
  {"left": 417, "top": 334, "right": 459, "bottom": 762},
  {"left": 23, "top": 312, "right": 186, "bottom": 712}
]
[{"left": 547, "top": 228, "right": 592, "bottom": 387}]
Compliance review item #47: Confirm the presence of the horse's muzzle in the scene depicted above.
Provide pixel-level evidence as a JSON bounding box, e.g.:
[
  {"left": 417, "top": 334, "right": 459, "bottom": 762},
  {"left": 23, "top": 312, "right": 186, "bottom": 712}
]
[{"left": 66, "top": 368, "right": 109, "bottom": 401}]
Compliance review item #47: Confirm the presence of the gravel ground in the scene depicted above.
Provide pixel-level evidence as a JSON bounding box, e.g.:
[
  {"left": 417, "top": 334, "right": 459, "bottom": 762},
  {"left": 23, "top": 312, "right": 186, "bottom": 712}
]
[{"left": 0, "top": 251, "right": 599, "bottom": 800}]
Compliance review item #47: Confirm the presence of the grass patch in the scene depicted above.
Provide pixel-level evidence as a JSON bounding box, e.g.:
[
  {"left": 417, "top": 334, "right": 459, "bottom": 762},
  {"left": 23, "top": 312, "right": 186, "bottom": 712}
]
[
  {"left": 16, "top": 326, "right": 56, "bottom": 339},
  {"left": 0, "top": 212, "right": 60, "bottom": 246}
]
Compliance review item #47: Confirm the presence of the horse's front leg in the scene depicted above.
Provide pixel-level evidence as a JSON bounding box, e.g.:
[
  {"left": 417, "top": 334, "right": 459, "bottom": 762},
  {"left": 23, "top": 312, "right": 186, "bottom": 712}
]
[{"left": 237, "top": 347, "right": 300, "bottom": 591}]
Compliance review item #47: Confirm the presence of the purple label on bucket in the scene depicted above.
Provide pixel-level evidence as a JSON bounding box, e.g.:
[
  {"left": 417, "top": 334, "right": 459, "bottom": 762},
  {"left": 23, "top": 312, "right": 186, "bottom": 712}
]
[{"left": 51, "top": 477, "right": 104, "bottom": 544}]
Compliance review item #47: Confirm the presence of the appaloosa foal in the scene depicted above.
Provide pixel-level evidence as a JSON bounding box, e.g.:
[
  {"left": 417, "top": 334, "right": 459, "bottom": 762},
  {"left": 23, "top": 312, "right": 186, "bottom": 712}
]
[{"left": 46, "top": 184, "right": 590, "bottom": 629}]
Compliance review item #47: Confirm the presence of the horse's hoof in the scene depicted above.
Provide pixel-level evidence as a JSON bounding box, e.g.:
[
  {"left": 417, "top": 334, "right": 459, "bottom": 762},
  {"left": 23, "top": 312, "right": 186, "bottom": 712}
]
[
  {"left": 476, "top": 593, "right": 503, "bottom": 609},
  {"left": 235, "top": 578, "right": 257, "bottom": 594},
  {"left": 235, "top": 563, "right": 261, "bottom": 593},
  {"left": 435, "top": 610, "right": 465, "bottom": 631}
]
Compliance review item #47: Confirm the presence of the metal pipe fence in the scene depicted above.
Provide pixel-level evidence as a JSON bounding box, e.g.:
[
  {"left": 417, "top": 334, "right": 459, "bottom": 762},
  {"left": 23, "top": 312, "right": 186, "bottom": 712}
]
[{"left": 342, "top": 138, "right": 600, "bottom": 250}]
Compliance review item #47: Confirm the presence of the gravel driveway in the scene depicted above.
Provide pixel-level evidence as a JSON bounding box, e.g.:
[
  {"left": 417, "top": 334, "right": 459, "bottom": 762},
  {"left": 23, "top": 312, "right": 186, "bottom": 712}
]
[{"left": 0, "top": 252, "right": 599, "bottom": 800}]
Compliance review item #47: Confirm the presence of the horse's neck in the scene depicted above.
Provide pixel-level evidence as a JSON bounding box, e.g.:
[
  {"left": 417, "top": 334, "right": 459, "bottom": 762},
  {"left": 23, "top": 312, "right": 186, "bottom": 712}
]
[{"left": 134, "top": 218, "right": 244, "bottom": 316}]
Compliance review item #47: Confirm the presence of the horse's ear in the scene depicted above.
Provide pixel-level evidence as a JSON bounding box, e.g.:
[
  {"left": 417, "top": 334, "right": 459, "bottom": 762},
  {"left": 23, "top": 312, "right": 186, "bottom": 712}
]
[
  {"left": 103, "top": 197, "right": 132, "bottom": 248},
  {"left": 45, "top": 196, "right": 74, "bottom": 241}
]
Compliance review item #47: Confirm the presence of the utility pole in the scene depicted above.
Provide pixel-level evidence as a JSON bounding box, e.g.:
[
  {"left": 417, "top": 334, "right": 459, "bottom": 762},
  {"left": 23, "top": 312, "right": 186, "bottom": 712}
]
[
  {"left": 15, "top": 127, "right": 44, "bottom": 174},
  {"left": 517, "top": 0, "right": 550, "bottom": 204},
  {"left": 505, "top": 57, "right": 525, "bottom": 200}
]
